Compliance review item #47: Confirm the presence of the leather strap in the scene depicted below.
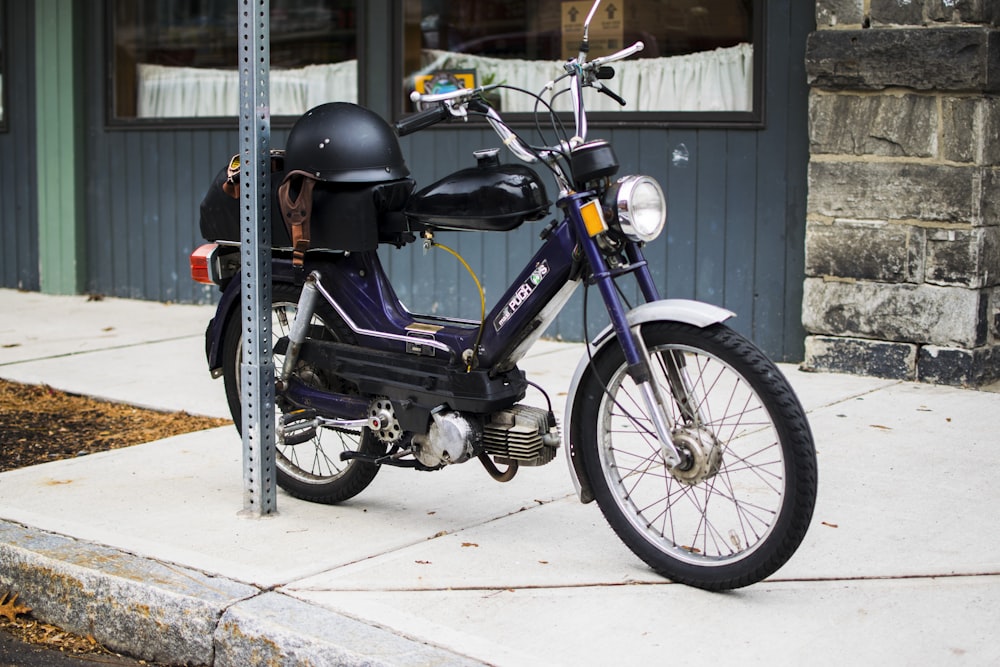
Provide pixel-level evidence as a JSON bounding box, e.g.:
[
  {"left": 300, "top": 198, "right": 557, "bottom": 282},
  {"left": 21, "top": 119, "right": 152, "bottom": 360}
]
[
  {"left": 223, "top": 153, "right": 241, "bottom": 199},
  {"left": 278, "top": 172, "right": 316, "bottom": 270}
]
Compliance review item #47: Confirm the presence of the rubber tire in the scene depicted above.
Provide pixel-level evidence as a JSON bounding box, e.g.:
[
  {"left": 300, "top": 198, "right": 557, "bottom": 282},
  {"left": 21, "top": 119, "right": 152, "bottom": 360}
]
[
  {"left": 574, "top": 321, "right": 817, "bottom": 590},
  {"left": 221, "top": 281, "right": 384, "bottom": 504}
]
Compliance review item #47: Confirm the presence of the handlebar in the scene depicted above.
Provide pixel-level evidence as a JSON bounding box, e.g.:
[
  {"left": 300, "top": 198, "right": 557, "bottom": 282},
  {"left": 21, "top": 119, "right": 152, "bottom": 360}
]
[
  {"left": 586, "top": 41, "right": 644, "bottom": 71},
  {"left": 404, "top": 40, "right": 643, "bottom": 112},
  {"left": 401, "top": 37, "right": 646, "bottom": 188},
  {"left": 394, "top": 102, "right": 451, "bottom": 136}
]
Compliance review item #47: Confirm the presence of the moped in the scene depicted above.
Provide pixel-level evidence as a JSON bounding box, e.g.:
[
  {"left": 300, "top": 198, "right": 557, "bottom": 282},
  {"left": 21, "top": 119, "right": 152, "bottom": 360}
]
[{"left": 190, "top": 0, "right": 816, "bottom": 590}]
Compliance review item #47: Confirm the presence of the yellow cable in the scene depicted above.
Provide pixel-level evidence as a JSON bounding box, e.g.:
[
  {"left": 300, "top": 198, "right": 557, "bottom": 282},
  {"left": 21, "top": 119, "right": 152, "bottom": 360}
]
[{"left": 430, "top": 241, "right": 486, "bottom": 371}]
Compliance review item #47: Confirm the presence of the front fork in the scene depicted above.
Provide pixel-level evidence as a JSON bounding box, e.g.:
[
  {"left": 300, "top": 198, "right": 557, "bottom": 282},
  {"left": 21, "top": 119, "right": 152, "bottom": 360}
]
[
  {"left": 273, "top": 273, "right": 384, "bottom": 439},
  {"left": 276, "top": 273, "right": 320, "bottom": 391},
  {"left": 567, "top": 194, "right": 686, "bottom": 468}
]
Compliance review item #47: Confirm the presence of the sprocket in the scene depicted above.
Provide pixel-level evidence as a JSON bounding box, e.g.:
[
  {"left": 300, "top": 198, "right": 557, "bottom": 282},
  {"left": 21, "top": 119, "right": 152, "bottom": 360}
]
[{"left": 369, "top": 397, "right": 403, "bottom": 444}]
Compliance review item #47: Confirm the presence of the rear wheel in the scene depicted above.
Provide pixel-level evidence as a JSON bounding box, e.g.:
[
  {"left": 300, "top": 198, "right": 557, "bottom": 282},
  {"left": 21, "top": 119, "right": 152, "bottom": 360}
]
[
  {"left": 574, "top": 321, "right": 817, "bottom": 590},
  {"left": 221, "top": 282, "right": 384, "bottom": 504}
]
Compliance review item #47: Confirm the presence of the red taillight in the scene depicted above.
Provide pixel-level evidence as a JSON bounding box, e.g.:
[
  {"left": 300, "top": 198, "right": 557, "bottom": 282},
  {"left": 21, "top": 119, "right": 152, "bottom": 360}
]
[{"left": 190, "top": 243, "right": 219, "bottom": 284}]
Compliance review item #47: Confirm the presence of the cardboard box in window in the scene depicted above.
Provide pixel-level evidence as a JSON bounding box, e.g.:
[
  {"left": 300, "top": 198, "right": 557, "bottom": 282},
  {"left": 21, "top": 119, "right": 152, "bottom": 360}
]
[{"left": 531, "top": 0, "right": 750, "bottom": 60}]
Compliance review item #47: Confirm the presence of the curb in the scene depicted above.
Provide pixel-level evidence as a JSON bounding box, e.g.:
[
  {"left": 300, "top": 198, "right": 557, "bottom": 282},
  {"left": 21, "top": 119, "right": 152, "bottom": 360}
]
[
  {"left": 215, "top": 592, "right": 484, "bottom": 667},
  {"left": 0, "top": 520, "right": 480, "bottom": 666}
]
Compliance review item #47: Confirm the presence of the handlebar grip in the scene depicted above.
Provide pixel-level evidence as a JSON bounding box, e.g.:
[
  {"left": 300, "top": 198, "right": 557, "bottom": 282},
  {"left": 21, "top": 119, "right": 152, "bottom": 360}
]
[{"left": 394, "top": 103, "right": 450, "bottom": 136}]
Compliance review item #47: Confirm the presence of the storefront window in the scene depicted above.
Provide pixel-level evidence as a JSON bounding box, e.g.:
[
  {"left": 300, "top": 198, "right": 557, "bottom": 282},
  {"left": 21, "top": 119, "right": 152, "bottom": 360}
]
[
  {"left": 402, "top": 0, "right": 757, "bottom": 118},
  {"left": 111, "top": 0, "right": 358, "bottom": 121}
]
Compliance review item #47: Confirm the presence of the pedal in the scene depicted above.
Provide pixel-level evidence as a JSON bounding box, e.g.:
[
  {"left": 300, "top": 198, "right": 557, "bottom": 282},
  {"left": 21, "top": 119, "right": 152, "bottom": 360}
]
[
  {"left": 279, "top": 409, "right": 318, "bottom": 446},
  {"left": 281, "top": 408, "right": 317, "bottom": 425}
]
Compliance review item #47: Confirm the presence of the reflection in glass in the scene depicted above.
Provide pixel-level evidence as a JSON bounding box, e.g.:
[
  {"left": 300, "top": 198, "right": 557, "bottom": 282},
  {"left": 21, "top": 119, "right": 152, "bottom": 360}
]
[
  {"left": 403, "top": 0, "right": 754, "bottom": 114},
  {"left": 112, "top": 0, "right": 358, "bottom": 119}
]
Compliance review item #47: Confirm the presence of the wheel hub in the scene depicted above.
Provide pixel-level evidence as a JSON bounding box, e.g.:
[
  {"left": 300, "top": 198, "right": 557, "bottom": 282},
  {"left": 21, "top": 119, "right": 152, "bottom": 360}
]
[{"left": 669, "top": 427, "right": 722, "bottom": 485}]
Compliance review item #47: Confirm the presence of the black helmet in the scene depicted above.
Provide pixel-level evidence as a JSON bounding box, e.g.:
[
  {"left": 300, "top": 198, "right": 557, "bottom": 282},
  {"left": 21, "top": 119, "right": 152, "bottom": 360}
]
[{"left": 284, "top": 102, "right": 409, "bottom": 183}]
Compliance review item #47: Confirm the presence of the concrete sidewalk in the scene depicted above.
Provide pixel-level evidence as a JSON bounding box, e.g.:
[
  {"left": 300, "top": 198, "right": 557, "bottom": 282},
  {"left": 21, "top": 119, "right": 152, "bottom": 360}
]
[{"left": 1, "top": 287, "right": 998, "bottom": 666}]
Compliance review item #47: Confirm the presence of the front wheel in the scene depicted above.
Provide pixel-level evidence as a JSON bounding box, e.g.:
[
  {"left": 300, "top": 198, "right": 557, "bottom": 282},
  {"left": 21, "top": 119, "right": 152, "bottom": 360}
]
[{"left": 574, "top": 321, "right": 817, "bottom": 590}]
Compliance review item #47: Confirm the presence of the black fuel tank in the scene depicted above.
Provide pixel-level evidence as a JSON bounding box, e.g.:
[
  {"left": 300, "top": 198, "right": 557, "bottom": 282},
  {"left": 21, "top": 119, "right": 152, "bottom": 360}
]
[{"left": 404, "top": 162, "right": 550, "bottom": 232}]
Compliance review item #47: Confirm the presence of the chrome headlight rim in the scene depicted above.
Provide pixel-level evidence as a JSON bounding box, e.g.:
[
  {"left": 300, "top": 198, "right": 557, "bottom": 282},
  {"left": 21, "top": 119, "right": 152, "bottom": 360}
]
[{"left": 612, "top": 175, "right": 666, "bottom": 243}]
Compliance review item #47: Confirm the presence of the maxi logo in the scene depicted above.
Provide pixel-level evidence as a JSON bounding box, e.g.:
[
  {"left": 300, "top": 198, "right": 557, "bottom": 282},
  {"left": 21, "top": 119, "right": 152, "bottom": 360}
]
[{"left": 494, "top": 260, "right": 549, "bottom": 332}]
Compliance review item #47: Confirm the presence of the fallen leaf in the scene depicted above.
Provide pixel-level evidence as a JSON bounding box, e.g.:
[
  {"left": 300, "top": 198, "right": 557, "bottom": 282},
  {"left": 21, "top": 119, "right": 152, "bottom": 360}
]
[
  {"left": 870, "top": 424, "right": 891, "bottom": 430},
  {"left": 538, "top": 560, "right": 549, "bottom": 565},
  {"left": 0, "top": 592, "right": 32, "bottom": 623},
  {"left": 821, "top": 521, "right": 839, "bottom": 528},
  {"left": 0, "top": 595, "right": 117, "bottom": 657},
  {"left": 461, "top": 542, "right": 479, "bottom": 548}
]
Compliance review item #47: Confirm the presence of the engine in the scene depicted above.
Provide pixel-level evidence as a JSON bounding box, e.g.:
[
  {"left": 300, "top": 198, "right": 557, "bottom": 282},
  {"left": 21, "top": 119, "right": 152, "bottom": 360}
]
[
  {"left": 410, "top": 405, "right": 560, "bottom": 469},
  {"left": 482, "top": 405, "right": 560, "bottom": 466},
  {"left": 411, "top": 410, "right": 480, "bottom": 468}
]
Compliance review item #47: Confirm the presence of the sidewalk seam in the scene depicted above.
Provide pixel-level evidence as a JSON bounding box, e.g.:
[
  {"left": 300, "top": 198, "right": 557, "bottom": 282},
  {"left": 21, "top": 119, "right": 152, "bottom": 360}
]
[{"left": 0, "top": 335, "right": 204, "bottom": 368}]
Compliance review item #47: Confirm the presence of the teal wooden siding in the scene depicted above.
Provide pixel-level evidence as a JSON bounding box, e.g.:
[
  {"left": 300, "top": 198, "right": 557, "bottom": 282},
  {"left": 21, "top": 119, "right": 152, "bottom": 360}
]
[
  {"left": 35, "top": 0, "right": 85, "bottom": 295},
  {"left": 67, "top": 1, "right": 813, "bottom": 361}
]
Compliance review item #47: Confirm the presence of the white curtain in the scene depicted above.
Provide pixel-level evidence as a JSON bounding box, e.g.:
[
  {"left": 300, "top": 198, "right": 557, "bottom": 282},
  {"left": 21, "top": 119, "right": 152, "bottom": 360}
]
[
  {"left": 134, "top": 43, "right": 751, "bottom": 118},
  {"left": 136, "top": 60, "right": 358, "bottom": 118},
  {"left": 419, "top": 43, "right": 753, "bottom": 113}
]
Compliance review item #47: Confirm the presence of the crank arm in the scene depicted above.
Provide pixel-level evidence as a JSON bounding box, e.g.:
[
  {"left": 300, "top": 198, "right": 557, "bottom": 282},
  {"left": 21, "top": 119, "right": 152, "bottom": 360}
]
[
  {"left": 279, "top": 411, "right": 382, "bottom": 446},
  {"left": 318, "top": 416, "right": 376, "bottom": 430},
  {"left": 340, "top": 449, "right": 437, "bottom": 470}
]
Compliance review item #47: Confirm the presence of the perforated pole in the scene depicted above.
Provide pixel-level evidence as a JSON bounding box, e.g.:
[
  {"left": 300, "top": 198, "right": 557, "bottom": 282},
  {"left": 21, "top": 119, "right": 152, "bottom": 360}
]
[{"left": 238, "top": 0, "right": 276, "bottom": 516}]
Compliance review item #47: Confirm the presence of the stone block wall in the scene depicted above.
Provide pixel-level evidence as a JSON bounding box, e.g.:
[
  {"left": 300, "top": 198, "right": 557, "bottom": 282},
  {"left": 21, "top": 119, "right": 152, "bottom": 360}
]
[{"left": 803, "top": 0, "right": 1000, "bottom": 385}]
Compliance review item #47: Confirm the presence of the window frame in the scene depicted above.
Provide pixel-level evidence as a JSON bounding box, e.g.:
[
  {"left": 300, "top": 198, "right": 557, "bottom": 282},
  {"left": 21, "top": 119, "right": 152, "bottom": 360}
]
[
  {"left": 0, "top": 0, "right": 8, "bottom": 133},
  {"left": 101, "top": 0, "right": 765, "bottom": 132},
  {"left": 392, "top": 0, "right": 766, "bottom": 130},
  {"left": 103, "top": 0, "right": 367, "bottom": 131}
]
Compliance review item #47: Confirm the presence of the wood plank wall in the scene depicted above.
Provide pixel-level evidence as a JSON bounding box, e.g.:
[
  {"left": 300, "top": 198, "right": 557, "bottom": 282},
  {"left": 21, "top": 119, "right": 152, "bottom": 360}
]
[
  {"left": 61, "top": 1, "right": 812, "bottom": 360},
  {"left": 0, "top": 1, "right": 39, "bottom": 292}
]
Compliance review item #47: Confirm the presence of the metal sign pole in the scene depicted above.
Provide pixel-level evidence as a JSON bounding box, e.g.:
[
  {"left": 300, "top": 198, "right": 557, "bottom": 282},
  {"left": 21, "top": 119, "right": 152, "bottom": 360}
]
[{"left": 238, "top": 0, "right": 276, "bottom": 516}]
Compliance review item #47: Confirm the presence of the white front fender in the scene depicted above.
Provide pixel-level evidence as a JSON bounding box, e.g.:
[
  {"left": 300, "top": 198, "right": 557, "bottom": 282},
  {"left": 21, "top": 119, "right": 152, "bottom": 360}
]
[{"left": 563, "top": 299, "right": 734, "bottom": 503}]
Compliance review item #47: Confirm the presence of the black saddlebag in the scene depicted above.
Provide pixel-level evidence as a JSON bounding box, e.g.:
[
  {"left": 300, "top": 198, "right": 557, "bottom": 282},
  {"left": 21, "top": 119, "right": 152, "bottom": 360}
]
[{"left": 199, "top": 156, "right": 414, "bottom": 252}]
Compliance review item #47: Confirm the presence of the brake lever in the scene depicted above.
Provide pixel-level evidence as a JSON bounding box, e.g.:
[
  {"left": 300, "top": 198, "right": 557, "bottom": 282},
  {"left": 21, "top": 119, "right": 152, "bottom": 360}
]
[{"left": 594, "top": 81, "right": 626, "bottom": 107}]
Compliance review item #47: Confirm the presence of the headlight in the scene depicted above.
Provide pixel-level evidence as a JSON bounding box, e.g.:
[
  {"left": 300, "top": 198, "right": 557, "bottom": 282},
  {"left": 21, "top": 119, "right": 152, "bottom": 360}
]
[{"left": 610, "top": 175, "right": 666, "bottom": 242}]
